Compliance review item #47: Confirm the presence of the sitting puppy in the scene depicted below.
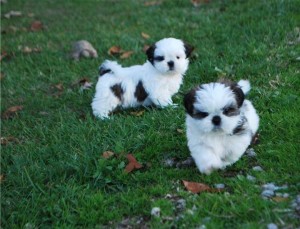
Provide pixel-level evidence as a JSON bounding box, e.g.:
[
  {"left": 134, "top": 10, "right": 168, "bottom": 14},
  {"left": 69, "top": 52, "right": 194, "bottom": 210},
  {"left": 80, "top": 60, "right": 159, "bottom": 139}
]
[
  {"left": 184, "top": 79, "right": 259, "bottom": 174},
  {"left": 92, "top": 38, "right": 194, "bottom": 119}
]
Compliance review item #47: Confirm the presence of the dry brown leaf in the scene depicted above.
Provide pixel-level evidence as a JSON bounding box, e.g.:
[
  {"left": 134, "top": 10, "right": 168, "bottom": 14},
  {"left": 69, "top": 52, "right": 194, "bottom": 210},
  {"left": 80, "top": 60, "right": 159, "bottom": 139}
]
[
  {"left": 182, "top": 180, "right": 221, "bottom": 194},
  {"left": 144, "top": 1, "right": 162, "bottom": 6},
  {"left": 75, "top": 78, "right": 93, "bottom": 90},
  {"left": 125, "top": 154, "right": 143, "bottom": 173},
  {"left": 108, "top": 46, "right": 122, "bottom": 55},
  {"left": 1, "top": 136, "right": 19, "bottom": 145},
  {"left": 143, "top": 45, "right": 150, "bottom": 53},
  {"left": 30, "top": 20, "right": 43, "bottom": 31},
  {"left": 141, "top": 32, "right": 150, "bottom": 39},
  {"left": 54, "top": 83, "right": 64, "bottom": 91},
  {"left": 130, "top": 110, "right": 145, "bottom": 117},
  {"left": 191, "top": 0, "right": 210, "bottom": 7},
  {"left": 2, "top": 106, "right": 23, "bottom": 119},
  {"left": 176, "top": 128, "right": 184, "bottom": 134},
  {"left": 0, "top": 174, "right": 4, "bottom": 183},
  {"left": 0, "top": 51, "right": 8, "bottom": 61},
  {"left": 4, "top": 10, "right": 22, "bottom": 19},
  {"left": 272, "top": 196, "right": 289, "bottom": 202},
  {"left": 120, "top": 51, "right": 134, "bottom": 59},
  {"left": 21, "top": 46, "right": 41, "bottom": 54},
  {"left": 102, "top": 151, "right": 115, "bottom": 159}
]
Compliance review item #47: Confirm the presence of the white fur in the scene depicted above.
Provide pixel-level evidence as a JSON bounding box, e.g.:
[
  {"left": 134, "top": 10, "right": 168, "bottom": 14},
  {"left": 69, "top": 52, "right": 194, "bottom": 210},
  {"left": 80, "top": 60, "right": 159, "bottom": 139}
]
[
  {"left": 92, "top": 38, "right": 191, "bottom": 119},
  {"left": 185, "top": 80, "right": 259, "bottom": 174}
]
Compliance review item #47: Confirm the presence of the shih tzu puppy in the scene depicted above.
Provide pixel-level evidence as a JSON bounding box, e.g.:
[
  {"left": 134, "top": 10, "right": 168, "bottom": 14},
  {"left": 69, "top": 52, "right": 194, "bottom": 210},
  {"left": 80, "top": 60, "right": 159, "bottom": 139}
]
[
  {"left": 92, "top": 38, "right": 194, "bottom": 119},
  {"left": 184, "top": 79, "right": 259, "bottom": 174}
]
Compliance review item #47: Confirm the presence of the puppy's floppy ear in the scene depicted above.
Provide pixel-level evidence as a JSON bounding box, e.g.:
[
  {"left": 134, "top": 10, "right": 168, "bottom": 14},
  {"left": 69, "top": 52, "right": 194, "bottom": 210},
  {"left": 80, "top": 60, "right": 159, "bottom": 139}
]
[
  {"left": 183, "top": 42, "right": 194, "bottom": 58},
  {"left": 146, "top": 44, "right": 156, "bottom": 64},
  {"left": 231, "top": 85, "right": 245, "bottom": 108},
  {"left": 183, "top": 88, "right": 197, "bottom": 116}
]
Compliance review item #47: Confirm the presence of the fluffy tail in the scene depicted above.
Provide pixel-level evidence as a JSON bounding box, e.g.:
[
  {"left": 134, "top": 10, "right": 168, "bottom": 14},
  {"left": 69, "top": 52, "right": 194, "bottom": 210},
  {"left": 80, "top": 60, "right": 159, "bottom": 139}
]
[
  {"left": 238, "top": 80, "right": 251, "bottom": 95},
  {"left": 99, "top": 60, "right": 122, "bottom": 76}
]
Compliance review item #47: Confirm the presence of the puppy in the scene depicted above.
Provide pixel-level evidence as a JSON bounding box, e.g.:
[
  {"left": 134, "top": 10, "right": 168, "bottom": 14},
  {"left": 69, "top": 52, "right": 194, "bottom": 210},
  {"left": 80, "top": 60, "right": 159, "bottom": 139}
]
[
  {"left": 184, "top": 79, "right": 259, "bottom": 174},
  {"left": 92, "top": 38, "right": 194, "bottom": 119}
]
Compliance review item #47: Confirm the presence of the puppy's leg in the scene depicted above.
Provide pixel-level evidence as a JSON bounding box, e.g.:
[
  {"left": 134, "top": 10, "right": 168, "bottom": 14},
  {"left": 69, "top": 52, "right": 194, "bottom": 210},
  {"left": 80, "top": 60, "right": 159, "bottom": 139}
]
[
  {"left": 91, "top": 91, "right": 121, "bottom": 119},
  {"left": 151, "top": 95, "right": 173, "bottom": 108},
  {"left": 190, "top": 144, "right": 223, "bottom": 175}
]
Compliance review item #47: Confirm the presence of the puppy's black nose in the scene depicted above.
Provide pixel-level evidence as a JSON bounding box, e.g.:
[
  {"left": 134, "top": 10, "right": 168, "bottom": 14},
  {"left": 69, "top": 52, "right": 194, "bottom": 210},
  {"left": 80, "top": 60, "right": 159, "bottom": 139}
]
[
  {"left": 168, "top": 61, "right": 174, "bottom": 69},
  {"left": 212, "top": 116, "right": 221, "bottom": 126}
]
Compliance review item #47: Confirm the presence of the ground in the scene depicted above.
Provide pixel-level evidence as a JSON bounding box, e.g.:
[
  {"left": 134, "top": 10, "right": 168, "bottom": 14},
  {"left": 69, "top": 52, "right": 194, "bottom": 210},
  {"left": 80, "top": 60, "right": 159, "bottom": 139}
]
[{"left": 1, "top": 0, "right": 300, "bottom": 228}]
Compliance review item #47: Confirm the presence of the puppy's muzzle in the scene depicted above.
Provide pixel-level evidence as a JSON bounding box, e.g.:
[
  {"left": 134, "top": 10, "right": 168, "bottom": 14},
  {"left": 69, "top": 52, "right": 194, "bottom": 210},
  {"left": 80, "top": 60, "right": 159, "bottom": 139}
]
[
  {"left": 212, "top": 116, "right": 221, "bottom": 126},
  {"left": 168, "top": 61, "right": 174, "bottom": 70}
]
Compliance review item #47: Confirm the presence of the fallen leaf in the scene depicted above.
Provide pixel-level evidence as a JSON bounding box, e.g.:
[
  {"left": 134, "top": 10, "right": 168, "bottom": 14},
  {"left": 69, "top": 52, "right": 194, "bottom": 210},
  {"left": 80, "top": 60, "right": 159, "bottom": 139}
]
[
  {"left": 30, "top": 20, "right": 43, "bottom": 31},
  {"left": 143, "top": 45, "right": 150, "bottom": 53},
  {"left": 102, "top": 151, "right": 115, "bottom": 159},
  {"left": 4, "top": 10, "right": 22, "bottom": 19},
  {"left": 54, "top": 83, "right": 64, "bottom": 91},
  {"left": 0, "top": 51, "right": 8, "bottom": 61},
  {"left": 176, "top": 128, "right": 184, "bottom": 134},
  {"left": 130, "top": 110, "right": 145, "bottom": 117},
  {"left": 144, "top": 1, "right": 162, "bottom": 6},
  {"left": 108, "top": 46, "right": 122, "bottom": 55},
  {"left": 272, "top": 196, "right": 289, "bottom": 202},
  {"left": 120, "top": 50, "right": 134, "bottom": 59},
  {"left": 182, "top": 180, "right": 222, "bottom": 194},
  {"left": 1, "top": 136, "right": 19, "bottom": 145},
  {"left": 75, "top": 78, "right": 93, "bottom": 90},
  {"left": 2, "top": 106, "right": 23, "bottom": 119},
  {"left": 0, "top": 174, "right": 4, "bottom": 183},
  {"left": 125, "top": 154, "right": 143, "bottom": 173},
  {"left": 141, "top": 32, "right": 150, "bottom": 39},
  {"left": 191, "top": 0, "right": 210, "bottom": 7},
  {"left": 21, "top": 46, "right": 41, "bottom": 54}
]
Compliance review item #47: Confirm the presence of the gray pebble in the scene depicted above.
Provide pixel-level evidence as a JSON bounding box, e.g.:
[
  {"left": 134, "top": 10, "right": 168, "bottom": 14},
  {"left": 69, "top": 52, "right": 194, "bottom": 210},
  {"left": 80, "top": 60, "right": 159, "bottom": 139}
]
[
  {"left": 253, "top": 166, "right": 264, "bottom": 171},
  {"left": 214, "top": 183, "right": 225, "bottom": 189},
  {"left": 246, "top": 174, "right": 256, "bottom": 182},
  {"left": 267, "top": 223, "right": 278, "bottom": 229},
  {"left": 261, "top": 189, "right": 275, "bottom": 198}
]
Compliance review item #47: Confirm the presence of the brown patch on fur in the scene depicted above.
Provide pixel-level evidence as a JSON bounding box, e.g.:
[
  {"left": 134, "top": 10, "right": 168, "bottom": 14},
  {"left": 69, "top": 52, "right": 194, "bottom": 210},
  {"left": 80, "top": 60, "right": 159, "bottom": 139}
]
[
  {"left": 110, "top": 84, "right": 124, "bottom": 101},
  {"left": 134, "top": 81, "right": 148, "bottom": 102}
]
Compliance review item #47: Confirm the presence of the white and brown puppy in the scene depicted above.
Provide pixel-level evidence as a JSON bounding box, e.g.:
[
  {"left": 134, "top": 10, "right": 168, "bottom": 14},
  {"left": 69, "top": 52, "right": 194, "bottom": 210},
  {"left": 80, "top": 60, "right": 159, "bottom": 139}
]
[
  {"left": 92, "top": 38, "right": 194, "bottom": 119},
  {"left": 184, "top": 80, "right": 259, "bottom": 174}
]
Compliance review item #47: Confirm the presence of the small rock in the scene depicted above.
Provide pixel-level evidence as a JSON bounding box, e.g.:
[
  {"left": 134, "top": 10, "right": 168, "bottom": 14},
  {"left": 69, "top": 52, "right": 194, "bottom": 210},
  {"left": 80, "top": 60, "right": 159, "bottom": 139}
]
[
  {"left": 252, "top": 166, "right": 264, "bottom": 171},
  {"left": 246, "top": 174, "right": 256, "bottom": 182},
  {"left": 261, "top": 189, "right": 275, "bottom": 198},
  {"left": 267, "top": 223, "right": 278, "bottom": 229},
  {"left": 214, "top": 183, "right": 225, "bottom": 189},
  {"left": 175, "top": 199, "right": 186, "bottom": 211},
  {"left": 151, "top": 207, "right": 160, "bottom": 217},
  {"left": 246, "top": 148, "right": 257, "bottom": 157},
  {"left": 71, "top": 40, "right": 98, "bottom": 60},
  {"left": 263, "top": 183, "right": 277, "bottom": 191},
  {"left": 282, "top": 193, "right": 289, "bottom": 198},
  {"left": 164, "top": 158, "right": 176, "bottom": 167}
]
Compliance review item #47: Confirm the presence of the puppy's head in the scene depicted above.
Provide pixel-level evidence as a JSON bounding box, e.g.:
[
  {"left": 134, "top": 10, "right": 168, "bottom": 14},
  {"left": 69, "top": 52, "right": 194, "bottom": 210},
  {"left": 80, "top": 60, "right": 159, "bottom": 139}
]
[
  {"left": 184, "top": 81, "right": 246, "bottom": 135},
  {"left": 146, "top": 38, "right": 194, "bottom": 75}
]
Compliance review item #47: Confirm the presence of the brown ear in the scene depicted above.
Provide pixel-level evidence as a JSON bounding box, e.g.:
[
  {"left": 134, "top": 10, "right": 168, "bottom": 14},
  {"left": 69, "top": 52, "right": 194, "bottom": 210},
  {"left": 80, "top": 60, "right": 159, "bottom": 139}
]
[
  {"left": 184, "top": 42, "right": 194, "bottom": 58},
  {"left": 183, "top": 88, "right": 197, "bottom": 116},
  {"left": 231, "top": 86, "right": 245, "bottom": 107},
  {"left": 146, "top": 44, "right": 156, "bottom": 64}
]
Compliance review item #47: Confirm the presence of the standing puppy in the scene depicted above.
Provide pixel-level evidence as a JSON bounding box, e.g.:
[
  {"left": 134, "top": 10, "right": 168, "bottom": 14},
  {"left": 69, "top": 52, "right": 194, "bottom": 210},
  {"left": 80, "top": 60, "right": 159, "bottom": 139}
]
[
  {"left": 92, "top": 38, "right": 193, "bottom": 119},
  {"left": 184, "top": 80, "right": 259, "bottom": 174}
]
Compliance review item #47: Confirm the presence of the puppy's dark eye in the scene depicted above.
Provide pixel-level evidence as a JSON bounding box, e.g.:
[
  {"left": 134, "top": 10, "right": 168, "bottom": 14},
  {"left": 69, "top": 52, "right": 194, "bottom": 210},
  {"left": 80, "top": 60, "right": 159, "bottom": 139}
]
[
  {"left": 223, "top": 107, "right": 239, "bottom": 116},
  {"left": 176, "top": 56, "right": 180, "bottom": 59},
  {"left": 193, "top": 111, "right": 209, "bottom": 119},
  {"left": 154, "top": 56, "right": 164, "bottom": 62}
]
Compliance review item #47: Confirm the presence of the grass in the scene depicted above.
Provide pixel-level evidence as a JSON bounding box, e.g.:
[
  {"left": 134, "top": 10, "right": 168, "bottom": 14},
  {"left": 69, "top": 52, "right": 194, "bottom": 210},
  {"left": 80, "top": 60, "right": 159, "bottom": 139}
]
[{"left": 1, "top": 0, "right": 300, "bottom": 228}]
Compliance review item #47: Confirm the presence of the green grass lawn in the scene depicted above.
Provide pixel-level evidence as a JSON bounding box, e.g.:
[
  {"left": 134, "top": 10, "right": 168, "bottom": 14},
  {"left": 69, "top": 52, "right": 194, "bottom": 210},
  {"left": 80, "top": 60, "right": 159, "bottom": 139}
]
[{"left": 1, "top": 0, "right": 300, "bottom": 228}]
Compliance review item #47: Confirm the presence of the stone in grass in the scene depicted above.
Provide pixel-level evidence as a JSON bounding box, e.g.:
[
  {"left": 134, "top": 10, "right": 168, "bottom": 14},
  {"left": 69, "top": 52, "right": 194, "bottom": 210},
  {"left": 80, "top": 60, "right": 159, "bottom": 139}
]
[
  {"left": 245, "top": 148, "right": 257, "bottom": 157},
  {"left": 246, "top": 174, "right": 256, "bottom": 182},
  {"left": 252, "top": 166, "right": 264, "bottom": 172},
  {"left": 151, "top": 207, "right": 161, "bottom": 217},
  {"left": 71, "top": 40, "right": 98, "bottom": 61},
  {"left": 175, "top": 199, "right": 186, "bottom": 211},
  {"left": 214, "top": 183, "right": 225, "bottom": 189},
  {"left": 267, "top": 223, "right": 278, "bottom": 229},
  {"left": 261, "top": 189, "right": 275, "bottom": 198}
]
